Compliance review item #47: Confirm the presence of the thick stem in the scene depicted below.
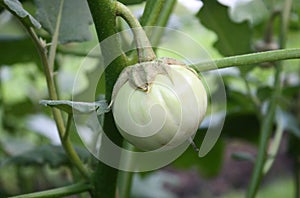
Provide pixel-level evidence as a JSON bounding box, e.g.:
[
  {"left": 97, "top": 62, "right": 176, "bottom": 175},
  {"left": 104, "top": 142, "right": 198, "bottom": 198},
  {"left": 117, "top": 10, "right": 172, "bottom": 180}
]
[
  {"left": 86, "top": 0, "right": 128, "bottom": 197},
  {"left": 116, "top": 1, "right": 156, "bottom": 62},
  {"left": 192, "top": 48, "right": 300, "bottom": 72}
]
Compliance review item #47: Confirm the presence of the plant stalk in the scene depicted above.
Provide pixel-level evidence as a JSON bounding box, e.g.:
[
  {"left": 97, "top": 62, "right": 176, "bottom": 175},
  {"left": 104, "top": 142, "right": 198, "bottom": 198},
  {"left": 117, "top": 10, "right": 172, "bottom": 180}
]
[
  {"left": 86, "top": 0, "right": 128, "bottom": 197},
  {"left": 116, "top": 1, "right": 156, "bottom": 62},
  {"left": 193, "top": 48, "right": 300, "bottom": 72},
  {"left": 246, "top": 0, "right": 292, "bottom": 197},
  {"left": 10, "top": 182, "right": 92, "bottom": 198},
  {"left": 4, "top": 5, "right": 90, "bottom": 180}
]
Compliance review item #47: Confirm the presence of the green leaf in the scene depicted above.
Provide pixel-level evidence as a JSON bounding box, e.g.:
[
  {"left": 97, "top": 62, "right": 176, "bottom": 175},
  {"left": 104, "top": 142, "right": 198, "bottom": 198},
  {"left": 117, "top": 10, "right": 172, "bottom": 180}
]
[
  {"left": 1, "top": 145, "right": 90, "bottom": 168},
  {"left": 35, "top": 0, "right": 92, "bottom": 43},
  {"left": 0, "top": 36, "right": 40, "bottom": 65},
  {"left": 2, "top": 0, "right": 41, "bottom": 28},
  {"left": 39, "top": 99, "right": 109, "bottom": 115},
  {"left": 196, "top": 0, "right": 252, "bottom": 56},
  {"left": 228, "top": 0, "right": 268, "bottom": 25}
]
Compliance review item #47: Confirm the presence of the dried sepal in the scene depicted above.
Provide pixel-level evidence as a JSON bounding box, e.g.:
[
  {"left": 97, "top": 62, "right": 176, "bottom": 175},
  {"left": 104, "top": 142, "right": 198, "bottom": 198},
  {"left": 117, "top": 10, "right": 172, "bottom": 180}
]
[{"left": 110, "top": 58, "right": 191, "bottom": 107}]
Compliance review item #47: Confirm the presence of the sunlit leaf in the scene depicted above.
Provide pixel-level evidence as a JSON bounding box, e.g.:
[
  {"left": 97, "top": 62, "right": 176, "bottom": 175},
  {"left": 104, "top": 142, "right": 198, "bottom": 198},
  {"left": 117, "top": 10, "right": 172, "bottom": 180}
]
[
  {"left": 35, "top": 0, "right": 93, "bottom": 43},
  {"left": 196, "top": 0, "right": 252, "bottom": 56},
  {"left": 39, "top": 99, "right": 109, "bottom": 115},
  {"left": 228, "top": 0, "right": 268, "bottom": 25}
]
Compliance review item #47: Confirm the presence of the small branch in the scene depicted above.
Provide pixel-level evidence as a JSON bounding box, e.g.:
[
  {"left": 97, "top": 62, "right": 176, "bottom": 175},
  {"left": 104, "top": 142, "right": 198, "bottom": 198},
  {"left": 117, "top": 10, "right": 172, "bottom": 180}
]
[
  {"left": 48, "top": 0, "right": 64, "bottom": 72},
  {"left": 63, "top": 113, "right": 73, "bottom": 142},
  {"left": 246, "top": 0, "right": 292, "bottom": 197},
  {"left": 140, "top": 0, "right": 165, "bottom": 26},
  {"left": 192, "top": 48, "right": 300, "bottom": 72},
  {"left": 25, "top": 26, "right": 90, "bottom": 181},
  {"left": 116, "top": 1, "right": 156, "bottom": 62},
  {"left": 10, "top": 182, "right": 92, "bottom": 198},
  {"left": 263, "top": 117, "right": 284, "bottom": 174},
  {"left": 140, "top": 0, "right": 176, "bottom": 49},
  {"left": 4, "top": 7, "right": 90, "bottom": 180}
]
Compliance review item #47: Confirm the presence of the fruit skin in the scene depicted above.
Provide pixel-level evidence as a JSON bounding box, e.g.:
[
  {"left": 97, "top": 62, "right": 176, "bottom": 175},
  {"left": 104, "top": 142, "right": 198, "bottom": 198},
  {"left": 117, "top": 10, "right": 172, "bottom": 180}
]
[{"left": 112, "top": 63, "right": 207, "bottom": 151}]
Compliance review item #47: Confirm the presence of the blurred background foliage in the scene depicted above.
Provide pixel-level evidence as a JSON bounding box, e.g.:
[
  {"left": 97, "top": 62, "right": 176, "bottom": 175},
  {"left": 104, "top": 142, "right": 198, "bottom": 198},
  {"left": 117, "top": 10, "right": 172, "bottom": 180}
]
[{"left": 0, "top": 0, "right": 299, "bottom": 197}]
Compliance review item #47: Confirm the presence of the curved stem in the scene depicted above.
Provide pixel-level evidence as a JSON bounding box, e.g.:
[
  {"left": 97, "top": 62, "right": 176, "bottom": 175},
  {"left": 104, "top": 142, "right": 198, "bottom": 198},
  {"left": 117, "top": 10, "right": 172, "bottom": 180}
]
[
  {"left": 10, "top": 182, "right": 92, "bottom": 198},
  {"left": 116, "top": 1, "right": 156, "bottom": 62},
  {"left": 6, "top": 9, "right": 90, "bottom": 179},
  {"left": 193, "top": 48, "right": 300, "bottom": 72},
  {"left": 27, "top": 26, "right": 90, "bottom": 180}
]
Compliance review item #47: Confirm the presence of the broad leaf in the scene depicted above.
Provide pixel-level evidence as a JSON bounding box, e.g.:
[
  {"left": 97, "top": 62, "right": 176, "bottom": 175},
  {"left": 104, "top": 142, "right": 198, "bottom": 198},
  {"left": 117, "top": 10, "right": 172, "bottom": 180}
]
[
  {"left": 40, "top": 99, "right": 109, "bottom": 115},
  {"left": 2, "top": 0, "right": 41, "bottom": 28},
  {"left": 35, "top": 0, "right": 92, "bottom": 43},
  {"left": 228, "top": 0, "right": 268, "bottom": 25},
  {"left": 2, "top": 145, "right": 90, "bottom": 168},
  {"left": 196, "top": 0, "right": 252, "bottom": 56}
]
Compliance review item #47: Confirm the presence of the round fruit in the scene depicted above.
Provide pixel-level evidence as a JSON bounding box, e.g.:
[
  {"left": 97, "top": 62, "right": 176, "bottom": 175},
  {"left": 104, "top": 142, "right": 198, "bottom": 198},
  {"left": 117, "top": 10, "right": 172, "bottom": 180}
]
[{"left": 112, "top": 59, "right": 207, "bottom": 151}]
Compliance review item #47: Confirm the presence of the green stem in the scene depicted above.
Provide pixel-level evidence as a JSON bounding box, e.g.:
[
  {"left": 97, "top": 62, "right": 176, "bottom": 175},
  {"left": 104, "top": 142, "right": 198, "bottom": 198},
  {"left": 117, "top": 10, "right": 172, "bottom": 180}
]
[
  {"left": 27, "top": 26, "right": 90, "bottom": 180},
  {"left": 142, "top": 0, "right": 176, "bottom": 48},
  {"left": 295, "top": 159, "right": 300, "bottom": 198},
  {"left": 48, "top": 0, "right": 64, "bottom": 72},
  {"left": 10, "top": 182, "right": 92, "bottom": 198},
  {"left": 116, "top": 1, "right": 156, "bottom": 62},
  {"left": 118, "top": 171, "right": 134, "bottom": 198},
  {"left": 192, "top": 48, "right": 300, "bottom": 72},
  {"left": 140, "top": 0, "right": 165, "bottom": 26},
  {"left": 63, "top": 113, "right": 72, "bottom": 142},
  {"left": 4, "top": 7, "right": 90, "bottom": 179},
  {"left": 246, "top": 0, "right": 292, "bottom": 197},
  {"left": 118, "top": 142, "right": 136, "bottom": 198},
  {"left": 263, "top": 119, "right": 284, "bottom": 174},
  {"left": 86, "top": 0, "right": 128, "bottom": 197}
]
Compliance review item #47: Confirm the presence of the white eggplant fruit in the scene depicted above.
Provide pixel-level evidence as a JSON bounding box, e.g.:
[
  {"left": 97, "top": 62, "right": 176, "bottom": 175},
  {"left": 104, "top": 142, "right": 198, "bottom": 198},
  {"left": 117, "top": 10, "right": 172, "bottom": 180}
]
[{"left": 111, "top": 58, "right": 207, "bottom": 151}]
